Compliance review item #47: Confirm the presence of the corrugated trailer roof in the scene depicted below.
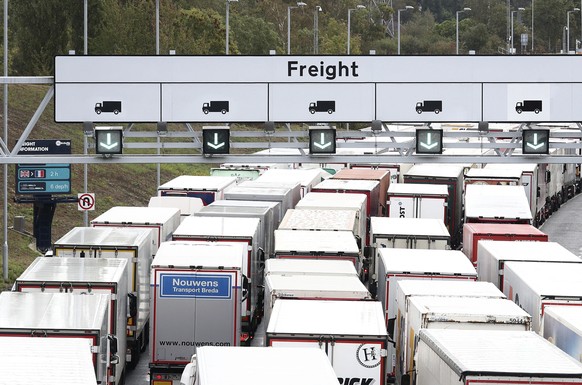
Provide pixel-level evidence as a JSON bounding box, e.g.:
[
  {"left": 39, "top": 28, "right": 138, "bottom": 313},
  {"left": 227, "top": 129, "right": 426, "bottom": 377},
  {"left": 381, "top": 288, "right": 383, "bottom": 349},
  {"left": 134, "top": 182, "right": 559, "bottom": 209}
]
[
  {"left": 419, "top": 329, "right": 582, "bottom": 378},
  {"left": 380, "top": 249, "right": 476, "bottom": 276},
  {"left": 296, "top": 192, "right": 367, "bottom": 209},
  {"left": 279, "top": 209, "right": 357, "bottom": 231},
  {"left": 265, "top": 274, "right": 370, "bottom": 298},
  {"left": 396, "top": 280, "right": 505, "bottom": 298},
  {"left": 265, "top": 258, "right": 358, "bottom": 276},
  {"left": 274, "top": 229, "right": 360, "bottom": 254}
]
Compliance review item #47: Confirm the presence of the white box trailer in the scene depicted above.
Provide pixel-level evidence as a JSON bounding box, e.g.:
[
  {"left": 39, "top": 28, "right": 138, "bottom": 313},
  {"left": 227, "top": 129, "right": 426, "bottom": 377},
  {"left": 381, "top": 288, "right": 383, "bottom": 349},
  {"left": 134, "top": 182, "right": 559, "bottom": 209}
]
[
  {"left": 376, "top": 249, "right": 477, "bottom": 380},
  {"left": 266, "top": 300, "right": 389, "bottom": 385},
  {"left": 396, "top": 296, "right": 532, "bottom": 385},
  {"left": 53, "top": 226, "right": 154, "bottom": 368},
  {"left": 503, "top": 261, "right": 582, "bottom": 333},
  {"left": 224, "top": 180, "right": 301, "bottom": 220},
  {"left": 255, "top": 167, "right": 330, "bottom": 197},
  {"left": 279, "top": 208, "right": 364, "bottom": 257},
  {"left": 370, "top": 217, "right": 451, "bottom": 291},
  {"left": 415, "top": 329, "right": 582, "bottom": 385},
  {"left": 14, "top": 257, "right": 128, "bottom": 385},
  {"left": 263, "top": 273, "right": 371, "bottom": 323},
  {"left": 91, "top": 206, "right": 181, "bottom": 251},
  {"left": 0, "top": 336, "right": 98, "bottom": 385},
  {"left": 403, "top": 164, "right": 464, "bottom": 249},
  {"left": 274, "top": 229, "right": 363, "bottom": 276},
  {"left": 149, "top": 241, "right": 246, "bottom": 385},
  {"left": 387, "top": 183, "right": 448, "bottom": 221},
  {"left": 209, "top": 166, "right": 261, "bottom": 182},
  {"left": 265, "top": 257, "right": 359, "bottom": 277},
  {"left": 194, "top": 203, "right": 276, "bottom": 258},
  {"left": 543, "top": 306, "right": 582, "bottom": 364},
  {"left": 157, "top": 175, "right": 237, "bottom": 205},
  {"left": 464, "top": 184, "right": 533, "bottom": 225},
  {"left": 180, "top": 346, "right": 339, "bottom": 385},
  {"left": 464, "top": 166, "right": 523, "bottom": 187},
  {"left": 0, "top": 292, "right": 112, "bottom": 385},
  {"left": 477, "top": 240, "right": 581, "bottom": 290},
  {"left": 311, "top": 178, "right": 381, "bottom": 222},
  {"left": 148, "top": 196, "right": 204, "bottom": 221},
  {"left": 171, "top": 216, "right": 264, "bottom": 342}
]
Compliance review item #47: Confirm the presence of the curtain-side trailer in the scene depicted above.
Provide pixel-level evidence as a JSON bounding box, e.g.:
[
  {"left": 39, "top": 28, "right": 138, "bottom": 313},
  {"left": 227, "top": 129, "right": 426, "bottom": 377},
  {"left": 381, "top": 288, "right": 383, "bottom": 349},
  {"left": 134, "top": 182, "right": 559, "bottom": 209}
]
[
  {"left": 462, "top": 223, "right": 548, "bottom": 267},
  {"left": 171, "top": 216, "right": 264, "bottom": 343},
  {"left": 477, "top": 241, "right": 581, "bottom": 290},
  {"left": 0, "top": 292, "right": 112, "bottom": 385},
  {"left": 396, "top": 296, "right": 531, "bottom": 385},
  {"left": 376, "top": 249, "right": 477, "bottom": 380},
  {"left": 157, "top": 175, "right": 237, "bottom": 205},
  {"left": 266, "top": 300, "right": 389, "bottom": 385},
  {"left": 149, "top": 241, "right": 246, "bottom": 385},
  {"left": 274, "top": 229, "right": 363, "bottom": 277},
  {"left": 403, "top": 164, "right": 464, "bottom": 249},
  {"left": 503, "top": 261, "right": 582, "bottom": 333},
  {"left": 179, "top": 346, "right": 339, "bottom": 385},
  {"left": 0, "top": 336, "right": 98, "bottom": 385},
  {"left": 387, "top": 183, "right": 448, "bottom": 221},
  {"left": 14, "top": 257, "right": 128, "bottom": 385},
  {"left": 53, "top": 226, "right": 154, "bottom": 369},
  {"left": 91, "top": 206, "right": 181, "bottom": 251},
  {"left": 415, "top": 329, "right": 582, "bottom": 385}
]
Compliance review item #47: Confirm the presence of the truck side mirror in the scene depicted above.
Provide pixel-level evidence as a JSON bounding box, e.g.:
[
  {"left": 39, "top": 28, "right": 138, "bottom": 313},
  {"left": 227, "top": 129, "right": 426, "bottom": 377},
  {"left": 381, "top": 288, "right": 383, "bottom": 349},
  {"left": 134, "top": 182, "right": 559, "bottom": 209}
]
[
  {"left": 387, "top": 317, "right": 396, "bottom": 338},
  {"left": 241, "top": 275, "right": 250, "bottom": 301},
  {"left": 401, "top": 374, "right": 411, "bottom": 385},
  {"left": 355, "top": 236, "right": 362, "bottom": 250},
  {"left": 108, "top": 335, "right": 118, "bottom": 355},
  {"left": 258, "top": 248, "right": 266, "bottom": 269},
  {"left": 128, "top": 293, "right": 138, "bottom": 318}
]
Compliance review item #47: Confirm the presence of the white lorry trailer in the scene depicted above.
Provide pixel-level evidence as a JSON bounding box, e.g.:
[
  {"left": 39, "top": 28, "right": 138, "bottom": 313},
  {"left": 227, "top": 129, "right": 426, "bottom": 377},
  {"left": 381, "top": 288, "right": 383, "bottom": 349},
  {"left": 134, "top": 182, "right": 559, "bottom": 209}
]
[
  {"left": 195, "top": 202, "right": 276, "bottom": 258},
  {"left": 148, "top": 196, "right": 204, "bottom": 221},
  {"left": 255, "top": 167, "right": 330, "bottom": 197},
  {"left": 265, "top": 258, "right": 359, "bottom": 277},
  {"left": 52, "top": 226, "right": 154, "bottom": 369},
  {"left": 0, "top": 291, "right": 113, "bottom": 385},
  {"left": 464, "top": 184, "right": 533, "bottom": 225},
  {"left": 157, "top": 175, "right": 237, "bottom": 205},
  {"left": 503, "top": 261, "right": 582, "bottom": 333},
  {"left": 171, "top": 216, "right": 264, "bottom": 342},
  {"left": 395, "top": 296, "right": 532, "bottom": 385},
  {"left": 477, "top": 240, "right": 581, "bottom": 290},
  {"left": 223, "top": 180, "right": 301, "bottom": 220},
  {"left": 387, "top": 183, "right": 448, "bottom": 221},
  {"left": 14, "top": 257, "right": 128, "bottom": 385},
  {"left": 274, "top": 229, "right": 363, "bottom": 277},
  {"left": 414, "top": 329, "right": 582, "bottom": 385},
  {"left": 263, "top": 273, "right": 371, "bottom": 323},
  {"left": 179, "top": 346, "right": 339, "bottom": 385},
  {"left": 266, "top": 299, "right": 389, "bottom": 385},
  {"left": 149, "top": 241, "right": 247, "bottom": 385},
  {"left": 0, "top": 336, "right": 98, "bottom": 385},
  {"left": 376, "top": 248, "right": 477, "bottom": 380},
  {"left": 543, "top": 306, "right": 582, "bottom": 364},
  {"left": 91, "top": 206, "right": 181, "bottom": 251}
]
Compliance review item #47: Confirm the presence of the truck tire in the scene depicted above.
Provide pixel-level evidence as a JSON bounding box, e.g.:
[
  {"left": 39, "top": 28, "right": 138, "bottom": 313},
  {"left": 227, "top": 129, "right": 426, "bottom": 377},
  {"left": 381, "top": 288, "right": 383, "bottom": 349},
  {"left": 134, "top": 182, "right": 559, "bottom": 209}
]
[
  {"left": 534, "top": 109, "right": 540, "bottom": 114},
  {"left": 516, "top": 108, "right": 522, "bottom": 114},
  {"left": 127, "top": 344, "right": 140, "bottom": 370},
  {"left": 221, "top": 109, "right": 227, "bottom": 114},
  {"left": 203, "top": 109, "right": 209, "bottom": 114},
  {"left": 434, "top": 109, "right": 440, "bottom": 114},
  {"left": 96, "top": 109, "right": 102, "bottom": 114},
  {"left": 327, "top": 109, "right": 333, "bottom": 114},
  {"left": 416, "top": 109, "right": 422, "bottom": 114},
  {"left": 113, "top": 109, "right": 120, "bottom": 115},
  {"left": 310, "top": 109, "right": 315, "bottom": 114}
]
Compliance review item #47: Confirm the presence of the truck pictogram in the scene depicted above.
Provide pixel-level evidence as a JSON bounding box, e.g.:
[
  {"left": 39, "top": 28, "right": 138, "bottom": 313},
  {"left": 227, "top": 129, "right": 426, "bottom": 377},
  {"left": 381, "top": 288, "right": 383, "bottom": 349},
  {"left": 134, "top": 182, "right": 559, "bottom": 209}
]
[
  {"left": 515, "top": 100, "right": 542, "bottom": 114},
  {"left": 94, "top": 101, "right": 122, "bottom": 115},
  {"left": 202, "top": 101, "right": 229, "bottom": 114},
  {"left": 309, "top": 100, "right": 336, "bottom": 114},
  {"left": 415, "top": 100, "right": 442, "bottom": 114}
]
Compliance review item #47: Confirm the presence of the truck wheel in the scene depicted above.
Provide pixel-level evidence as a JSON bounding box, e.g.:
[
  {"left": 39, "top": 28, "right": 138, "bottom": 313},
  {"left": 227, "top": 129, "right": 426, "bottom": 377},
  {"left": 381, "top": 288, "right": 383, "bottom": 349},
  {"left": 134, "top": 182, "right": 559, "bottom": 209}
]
[
  {"left": 96, "top": 110, "right": 102, "bottom": 114},
  {"left": 221, "top": 109, "right": 227, "bottom": 114},
  {"left": 416, "top": 109, "right": 422, "bottom": 114},
  {"left": 534, "top": 109, "right": 540, "bottom": 114},
  {"left": 113, "top": 109, "right": 120, "bottom": 115},
  {"left": 310, "top": 109, "right": 315, "bottom": 114},
  {"left": 127, "top": 344, "right": 140, "bottom": 370},
  {"left": 434, "top": 109, "right": 440, "bottom": 114},
  {"left": 516, "top": 109, "right": 522, "bottom": 114},
  {"left": 327, "top": 109, "right": 333, "bottom": 114},
  {"left": 203, "top": 109, "right": 209, "bottom": 114}
]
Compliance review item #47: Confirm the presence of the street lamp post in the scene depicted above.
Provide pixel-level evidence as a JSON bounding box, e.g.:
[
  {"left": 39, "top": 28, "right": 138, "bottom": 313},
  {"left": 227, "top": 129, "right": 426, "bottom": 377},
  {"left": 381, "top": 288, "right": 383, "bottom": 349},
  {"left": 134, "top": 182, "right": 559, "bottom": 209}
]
[
  {"left": 287, "top": 1, "right": 307, "bottom": 55},
  {"left": 314, "top": 5, "right": 322, "bottom": 54},
  {"left": 226, "top": 0, "right": 238, "bottom": 55},
  {"left": 347, "top": 5, "right": 365, "bottom": 54},
  {"left": 531, "top": 0, "right": 534, "bottom": 52},
  {"left": 511, "top": 8, "right": 525, "bottom": 54},
  {"left": 456, "top": 7, "right": 471, "bottom": 55},
  {"left": 397, "top": 6, "right": 413, "bottom": 55},
  {"left": 156, "top": 0, "right": 159, "bottom": 55},
  {"left": 567, "top": 8, "right": 580, "bottom": 54}
]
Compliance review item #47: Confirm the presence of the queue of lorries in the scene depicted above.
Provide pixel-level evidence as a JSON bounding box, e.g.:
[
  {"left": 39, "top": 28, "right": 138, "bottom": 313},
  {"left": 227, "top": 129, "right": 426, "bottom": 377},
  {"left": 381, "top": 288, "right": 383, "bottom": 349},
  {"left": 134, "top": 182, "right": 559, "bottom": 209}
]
[{"left": 3, "top": 156, "right": 582, "bottom": 385}]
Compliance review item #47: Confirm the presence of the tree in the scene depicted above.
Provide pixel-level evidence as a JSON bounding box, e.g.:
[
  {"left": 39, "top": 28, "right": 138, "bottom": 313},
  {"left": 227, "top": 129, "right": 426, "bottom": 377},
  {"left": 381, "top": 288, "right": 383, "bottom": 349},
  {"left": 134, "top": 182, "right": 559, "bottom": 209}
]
[{"left": 232, "top": 15, "right": 283, "bottom": 54}]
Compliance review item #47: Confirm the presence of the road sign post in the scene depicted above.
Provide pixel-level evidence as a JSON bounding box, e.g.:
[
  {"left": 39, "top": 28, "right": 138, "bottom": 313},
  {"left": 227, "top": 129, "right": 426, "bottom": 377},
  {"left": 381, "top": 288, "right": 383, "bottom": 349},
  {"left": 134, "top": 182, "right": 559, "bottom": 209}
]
[
  {"left": 309, "top": 126, "right": 336, "bottom": 155},
  {"left": 95, "top": 126, "right": 123, "bottom": 155},
  {"left": 415, "top": 129, "right": 444, "bottom": 154},
  {"left": 522, "top": 129, "right": 550, "bottom": 155},
  {"left": 202, "top": 126, "right": 230, "bottom": 155}
]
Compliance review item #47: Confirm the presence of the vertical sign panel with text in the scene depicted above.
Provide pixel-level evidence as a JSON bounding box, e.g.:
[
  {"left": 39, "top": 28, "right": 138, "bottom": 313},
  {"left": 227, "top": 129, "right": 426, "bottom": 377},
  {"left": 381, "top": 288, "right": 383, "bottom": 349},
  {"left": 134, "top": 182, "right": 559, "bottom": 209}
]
[{"left": 16, "top": 140, "right": 72, "bottom": 194}]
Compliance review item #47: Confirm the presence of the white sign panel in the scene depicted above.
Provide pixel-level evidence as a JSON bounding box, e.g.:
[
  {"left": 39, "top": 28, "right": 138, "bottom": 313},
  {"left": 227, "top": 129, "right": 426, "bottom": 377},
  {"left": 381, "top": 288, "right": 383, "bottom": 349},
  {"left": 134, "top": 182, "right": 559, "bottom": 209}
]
[
  {"left": 269, "top": 83, "right": 375, "bottom": 122},
  {"left": 161, "top": 84, "right": 268, "bottom": 122},
  {"left": 483, "top": 83, "right": 552, "bottom": 122},
  {"left": 376, "top": 83, "right": 482, "bottom": 122},
  {"left": 55, "top": 83, "right": 161, "bottom": 122}
]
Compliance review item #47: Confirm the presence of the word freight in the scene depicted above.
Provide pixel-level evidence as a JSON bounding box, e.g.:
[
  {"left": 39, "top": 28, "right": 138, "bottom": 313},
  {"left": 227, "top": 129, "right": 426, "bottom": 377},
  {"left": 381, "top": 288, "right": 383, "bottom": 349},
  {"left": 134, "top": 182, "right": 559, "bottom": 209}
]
[{"left": 287, "top": 60, "right": 360, "bottom": 80}]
